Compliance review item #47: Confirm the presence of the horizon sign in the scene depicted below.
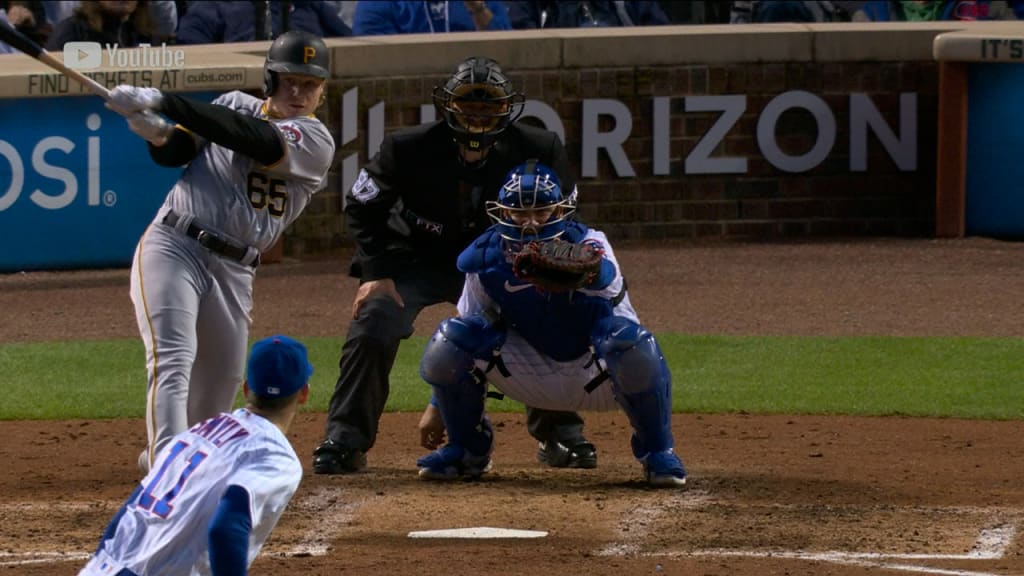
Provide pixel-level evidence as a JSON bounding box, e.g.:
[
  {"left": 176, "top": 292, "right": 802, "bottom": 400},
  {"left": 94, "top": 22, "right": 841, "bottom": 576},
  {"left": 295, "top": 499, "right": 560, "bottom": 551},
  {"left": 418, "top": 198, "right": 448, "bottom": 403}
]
[{"left": 338, "top": 88, "right": 918, "bottom": 194}]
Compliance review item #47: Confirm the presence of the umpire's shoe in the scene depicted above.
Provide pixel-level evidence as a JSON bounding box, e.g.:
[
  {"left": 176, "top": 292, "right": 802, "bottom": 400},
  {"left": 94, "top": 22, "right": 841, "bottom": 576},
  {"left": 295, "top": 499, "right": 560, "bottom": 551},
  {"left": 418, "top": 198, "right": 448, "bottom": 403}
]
[
  {"left": 537, "top": 438, "right": 598, "bottom": 469},
  {"left": 312, "top": 439, "right": 367, "bottom": 474}
]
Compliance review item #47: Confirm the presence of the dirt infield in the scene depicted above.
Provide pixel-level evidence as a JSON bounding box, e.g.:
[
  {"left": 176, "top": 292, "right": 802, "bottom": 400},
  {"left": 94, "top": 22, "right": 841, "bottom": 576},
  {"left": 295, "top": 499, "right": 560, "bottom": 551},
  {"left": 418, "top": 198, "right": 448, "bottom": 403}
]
[{"left": 2, "top": 238, "right": 1023, "bottom": 576}]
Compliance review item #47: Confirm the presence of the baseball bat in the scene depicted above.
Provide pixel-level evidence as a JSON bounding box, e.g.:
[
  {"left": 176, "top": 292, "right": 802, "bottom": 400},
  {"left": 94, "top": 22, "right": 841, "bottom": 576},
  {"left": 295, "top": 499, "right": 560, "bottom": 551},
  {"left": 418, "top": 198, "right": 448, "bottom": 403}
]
[{"left": 0, "top": 20, "right": 111, "bottom": 99}]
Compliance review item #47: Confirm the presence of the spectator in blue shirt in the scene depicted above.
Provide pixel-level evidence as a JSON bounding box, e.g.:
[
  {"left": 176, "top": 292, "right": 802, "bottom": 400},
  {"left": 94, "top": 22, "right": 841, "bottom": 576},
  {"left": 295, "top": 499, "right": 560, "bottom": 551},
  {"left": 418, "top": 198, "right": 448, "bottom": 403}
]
[
  {"left": 353, "top": 0, "right": 511, "bottom": 35},
  {"left": 0, "top": 7, "right": 15, "bottom": 54}
]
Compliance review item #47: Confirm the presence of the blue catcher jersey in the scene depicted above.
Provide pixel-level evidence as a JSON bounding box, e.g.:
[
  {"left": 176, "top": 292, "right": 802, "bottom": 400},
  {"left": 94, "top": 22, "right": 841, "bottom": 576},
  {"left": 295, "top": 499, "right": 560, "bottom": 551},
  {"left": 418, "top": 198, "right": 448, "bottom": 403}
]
[{"left": 457, "top": 222, "right": 634, "bottom": 362}]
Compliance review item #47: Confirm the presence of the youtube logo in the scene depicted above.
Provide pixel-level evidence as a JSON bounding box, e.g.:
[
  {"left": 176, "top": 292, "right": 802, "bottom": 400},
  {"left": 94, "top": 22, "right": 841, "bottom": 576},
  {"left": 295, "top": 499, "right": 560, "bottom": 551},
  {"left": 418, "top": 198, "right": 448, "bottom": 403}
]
[{"left": 62, "top": 42, "right": 101, "bottom": 69}]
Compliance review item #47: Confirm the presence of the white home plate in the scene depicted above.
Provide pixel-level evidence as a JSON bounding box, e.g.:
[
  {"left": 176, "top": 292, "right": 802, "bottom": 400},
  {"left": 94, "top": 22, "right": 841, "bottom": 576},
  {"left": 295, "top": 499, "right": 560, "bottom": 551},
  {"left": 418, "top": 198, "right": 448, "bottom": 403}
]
[{"left": 408, "top": 527, "right": 548, "bottom": 539}]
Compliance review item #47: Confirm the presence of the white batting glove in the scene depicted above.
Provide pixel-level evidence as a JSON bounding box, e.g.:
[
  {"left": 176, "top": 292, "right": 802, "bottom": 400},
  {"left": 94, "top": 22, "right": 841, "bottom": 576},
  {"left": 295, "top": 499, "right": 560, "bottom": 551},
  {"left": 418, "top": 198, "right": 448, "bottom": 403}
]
[
  {"left": 126, "top": 110, "right": 172, "bottom": 146},
  {"left": 108, "top": 85, "right": 164, "bottom": 113}
]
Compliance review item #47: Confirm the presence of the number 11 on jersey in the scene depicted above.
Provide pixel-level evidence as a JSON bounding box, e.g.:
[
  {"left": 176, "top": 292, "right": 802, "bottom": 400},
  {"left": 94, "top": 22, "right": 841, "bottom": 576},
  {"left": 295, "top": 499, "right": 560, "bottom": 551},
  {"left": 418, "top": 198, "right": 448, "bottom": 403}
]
[{"left": 136, "top": 440, "right": 208, "bottom": 518}]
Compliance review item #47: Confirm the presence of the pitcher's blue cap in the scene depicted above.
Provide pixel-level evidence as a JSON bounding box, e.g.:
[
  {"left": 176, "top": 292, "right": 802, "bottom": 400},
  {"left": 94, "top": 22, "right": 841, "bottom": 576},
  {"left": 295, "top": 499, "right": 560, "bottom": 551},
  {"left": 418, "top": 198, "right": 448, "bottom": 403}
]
[{"left": 247, "top": 335, "right": 313, "bottom": 398}]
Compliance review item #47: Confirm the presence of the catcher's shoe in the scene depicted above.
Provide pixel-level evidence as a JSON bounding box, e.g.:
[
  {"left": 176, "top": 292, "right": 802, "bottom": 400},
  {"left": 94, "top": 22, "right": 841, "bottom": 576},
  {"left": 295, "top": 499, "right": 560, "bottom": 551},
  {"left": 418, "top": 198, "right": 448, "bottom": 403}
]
[
  {"left": 537, "top": 439, "right": 598, "bottom": 469},
  {"left": 641, "top": 450, "right": 687, "bottom": 487},
  {"left": 417, "top": 444, "right": 492, "bottom": 481},
  {"left": 312, "top": 439, "right": 367, "bottom": 475}
]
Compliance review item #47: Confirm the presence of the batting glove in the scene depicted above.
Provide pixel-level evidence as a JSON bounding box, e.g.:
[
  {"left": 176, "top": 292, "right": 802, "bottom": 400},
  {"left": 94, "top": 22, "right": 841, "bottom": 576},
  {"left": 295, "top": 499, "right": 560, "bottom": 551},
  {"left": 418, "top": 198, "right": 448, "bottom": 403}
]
[
  {"left": 126, "top": 110, "right": 172, "bottom": 146},
  {"left": 108, "top": 85, "right": 164, "bottom": 113}
]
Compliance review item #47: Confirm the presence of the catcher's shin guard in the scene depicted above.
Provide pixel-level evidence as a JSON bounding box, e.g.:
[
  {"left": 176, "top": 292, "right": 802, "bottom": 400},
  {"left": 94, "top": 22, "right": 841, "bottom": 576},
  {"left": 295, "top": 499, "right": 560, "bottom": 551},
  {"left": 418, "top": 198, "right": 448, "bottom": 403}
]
[
  {"left": 422, "top": 315, "right": 507, "bottom": 364},
  {"left": 592, "top": 316, "right": 675, "bottom": 458},
  {"left": 420, "top": 316, "right": 505, "bottom": 455}
]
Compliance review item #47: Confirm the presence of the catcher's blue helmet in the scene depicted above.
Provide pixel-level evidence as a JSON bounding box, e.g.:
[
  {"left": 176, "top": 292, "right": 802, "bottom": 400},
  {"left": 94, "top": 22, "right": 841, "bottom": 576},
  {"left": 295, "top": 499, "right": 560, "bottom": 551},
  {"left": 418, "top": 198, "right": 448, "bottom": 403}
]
[{"left": 487, "top": 160, "right": 575, "bottom": 242}]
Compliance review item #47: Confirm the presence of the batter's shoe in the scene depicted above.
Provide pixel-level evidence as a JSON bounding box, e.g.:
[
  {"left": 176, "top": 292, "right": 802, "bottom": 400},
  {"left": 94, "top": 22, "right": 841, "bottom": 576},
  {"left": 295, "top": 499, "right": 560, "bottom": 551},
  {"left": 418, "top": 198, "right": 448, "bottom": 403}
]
[
  {"left": 537, "top": 439, "right": 598, "bottom": 469},
  {"left": 312, "top": 440, "right": 367, "bottom": 475},
  {"left": 641, "top": 450, "right": 687, "bottom": 487},
  {"left": 137, "top": 449, "right": 151, "bottom": 474},
  {"left": 417, "top": 444, "right": 492, "bottom": 481}
]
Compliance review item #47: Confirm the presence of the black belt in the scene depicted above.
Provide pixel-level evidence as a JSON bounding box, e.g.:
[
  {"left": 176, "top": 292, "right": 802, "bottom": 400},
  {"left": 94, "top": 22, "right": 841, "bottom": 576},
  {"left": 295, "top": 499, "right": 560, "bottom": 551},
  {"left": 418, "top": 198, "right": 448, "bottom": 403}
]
[{"left": 161, "top": 210, "right": 260, "bottom": 268}]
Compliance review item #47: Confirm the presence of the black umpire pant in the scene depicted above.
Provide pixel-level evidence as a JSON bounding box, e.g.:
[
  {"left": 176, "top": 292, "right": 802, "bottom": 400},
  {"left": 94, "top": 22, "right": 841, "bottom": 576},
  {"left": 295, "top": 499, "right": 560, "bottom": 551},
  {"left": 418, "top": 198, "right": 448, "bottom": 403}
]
[{"left": 323, "top": 262, "right": 585, "bottom": 452}]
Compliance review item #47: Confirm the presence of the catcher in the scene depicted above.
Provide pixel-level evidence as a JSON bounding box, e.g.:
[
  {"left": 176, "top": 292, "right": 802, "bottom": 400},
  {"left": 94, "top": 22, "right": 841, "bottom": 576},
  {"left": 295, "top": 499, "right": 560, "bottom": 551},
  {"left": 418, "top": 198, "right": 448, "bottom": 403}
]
[{"left": 416, "top": 160, "right": 687, "bottom": 487}]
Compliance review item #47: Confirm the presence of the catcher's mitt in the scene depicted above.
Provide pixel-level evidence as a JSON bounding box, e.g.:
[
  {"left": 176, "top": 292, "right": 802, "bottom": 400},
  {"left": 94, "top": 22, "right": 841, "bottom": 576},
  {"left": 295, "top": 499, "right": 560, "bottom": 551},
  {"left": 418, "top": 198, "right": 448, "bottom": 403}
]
[{"left": 512, "top": 239, "right": 604, "bottom": 292}]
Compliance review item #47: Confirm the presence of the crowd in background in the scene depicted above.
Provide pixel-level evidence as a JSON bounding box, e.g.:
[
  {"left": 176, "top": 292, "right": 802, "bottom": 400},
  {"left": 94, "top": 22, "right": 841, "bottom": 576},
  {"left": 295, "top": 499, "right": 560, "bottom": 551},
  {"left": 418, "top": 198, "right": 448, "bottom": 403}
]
[{"left": 1, "top": 1, "right": 1022, "bottom": 55}]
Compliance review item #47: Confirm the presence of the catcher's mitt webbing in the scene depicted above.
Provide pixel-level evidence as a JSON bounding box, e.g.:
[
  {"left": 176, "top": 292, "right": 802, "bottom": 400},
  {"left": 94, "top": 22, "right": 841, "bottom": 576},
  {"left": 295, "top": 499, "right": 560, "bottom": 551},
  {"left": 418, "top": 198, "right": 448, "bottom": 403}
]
[{"left": 512, "top": 239, "right": 603, "bottom": 292}]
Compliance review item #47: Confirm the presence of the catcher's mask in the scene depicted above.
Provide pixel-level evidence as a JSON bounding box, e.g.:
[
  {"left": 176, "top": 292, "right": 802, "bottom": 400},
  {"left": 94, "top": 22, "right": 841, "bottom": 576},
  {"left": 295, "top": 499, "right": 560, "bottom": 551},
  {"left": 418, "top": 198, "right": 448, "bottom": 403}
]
[
  {"left": 433, "top": 56, "right": 524, "bottom": 152},
  {"left": 263, "top": 30, "right": 330, "bottom": 98},
  {"left": 487, "top": 159, "right": 575, "bottom": 242}
]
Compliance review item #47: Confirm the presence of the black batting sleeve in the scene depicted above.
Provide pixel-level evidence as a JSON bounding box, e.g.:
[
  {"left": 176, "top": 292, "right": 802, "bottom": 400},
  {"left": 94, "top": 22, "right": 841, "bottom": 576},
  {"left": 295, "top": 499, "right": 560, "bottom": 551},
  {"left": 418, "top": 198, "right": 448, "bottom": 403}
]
[
  {"left": 147, "top": 127, "right": 200, "bottom": 167},
  {"left": 158, "top": 94, "right": 285, "bottom": 166}
]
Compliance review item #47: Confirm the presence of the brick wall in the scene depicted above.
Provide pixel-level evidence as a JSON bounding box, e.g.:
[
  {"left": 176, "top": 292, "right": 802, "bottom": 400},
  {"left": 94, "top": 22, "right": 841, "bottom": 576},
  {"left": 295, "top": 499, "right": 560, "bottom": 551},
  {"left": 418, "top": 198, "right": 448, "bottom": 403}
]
[{"left": 292, "top": 59, "right": 939, "bottom": 256}]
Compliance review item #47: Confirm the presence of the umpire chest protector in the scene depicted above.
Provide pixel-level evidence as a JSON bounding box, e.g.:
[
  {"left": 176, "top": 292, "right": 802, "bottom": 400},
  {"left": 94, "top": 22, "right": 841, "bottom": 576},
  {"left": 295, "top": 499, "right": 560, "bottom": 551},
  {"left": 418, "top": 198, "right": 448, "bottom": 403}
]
[{"left": 367, "top": 121, "right": 572, "bottom": 269}]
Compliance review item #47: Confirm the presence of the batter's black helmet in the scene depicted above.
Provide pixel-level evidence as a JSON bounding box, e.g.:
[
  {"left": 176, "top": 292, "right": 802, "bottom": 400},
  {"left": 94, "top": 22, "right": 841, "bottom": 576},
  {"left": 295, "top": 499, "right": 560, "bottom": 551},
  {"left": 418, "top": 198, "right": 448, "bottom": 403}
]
[
  {"left": 432, "top": 57, "right": 524, "bottom": 152},
  {"left": 263, "top": 30, "right": 330, "bottom": 97}
]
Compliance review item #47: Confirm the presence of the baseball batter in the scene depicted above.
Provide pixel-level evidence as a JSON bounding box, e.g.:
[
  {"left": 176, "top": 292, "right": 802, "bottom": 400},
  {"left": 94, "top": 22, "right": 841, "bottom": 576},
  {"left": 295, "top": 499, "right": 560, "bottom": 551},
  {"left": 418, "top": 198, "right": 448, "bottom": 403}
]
[
  {"left": 78, "top": 334, "right": 312, "bottom": 576},
  {"left": 107, "top": 31, "right": 335, "bottom": 471},
  {"left": 417, "top": 161, "right": 687, "bottom": 487}
]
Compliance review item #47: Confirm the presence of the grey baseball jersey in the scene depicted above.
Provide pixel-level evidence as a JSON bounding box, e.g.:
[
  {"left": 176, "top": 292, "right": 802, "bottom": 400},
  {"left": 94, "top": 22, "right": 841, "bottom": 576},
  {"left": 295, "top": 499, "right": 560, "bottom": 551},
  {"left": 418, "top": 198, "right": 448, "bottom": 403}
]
[
  {"left": 132, "top": 91, "right": 334, "bottom": 470},
  {"left": 159, "top": 91, "right": 334, "bottom": 251}
]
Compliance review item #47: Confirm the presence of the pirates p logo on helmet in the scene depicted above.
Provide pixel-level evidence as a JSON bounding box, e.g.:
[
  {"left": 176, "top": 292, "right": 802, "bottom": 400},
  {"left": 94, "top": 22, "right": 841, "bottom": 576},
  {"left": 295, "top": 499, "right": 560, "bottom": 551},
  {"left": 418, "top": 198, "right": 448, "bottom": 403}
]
[{"left": 263, "top": 30, "right": 330, "bottom": 97}]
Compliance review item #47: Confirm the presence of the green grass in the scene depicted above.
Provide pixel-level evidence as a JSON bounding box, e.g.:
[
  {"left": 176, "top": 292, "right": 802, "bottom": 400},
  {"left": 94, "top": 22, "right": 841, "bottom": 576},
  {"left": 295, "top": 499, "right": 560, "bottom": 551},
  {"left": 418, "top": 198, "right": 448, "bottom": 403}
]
[
  {"left": 665, "top": 335, "right": 1024, "bottom": 419},
  {"left": 0, "top": 335, "right": 1021, "bottom": 420}
]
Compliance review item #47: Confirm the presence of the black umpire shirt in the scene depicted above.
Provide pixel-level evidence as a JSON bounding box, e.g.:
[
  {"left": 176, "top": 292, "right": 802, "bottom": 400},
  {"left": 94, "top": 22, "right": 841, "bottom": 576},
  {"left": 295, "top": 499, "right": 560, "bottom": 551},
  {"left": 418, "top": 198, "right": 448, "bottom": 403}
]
[{"left": 345, "top": 120, "right": 574, "bottom": 280}]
